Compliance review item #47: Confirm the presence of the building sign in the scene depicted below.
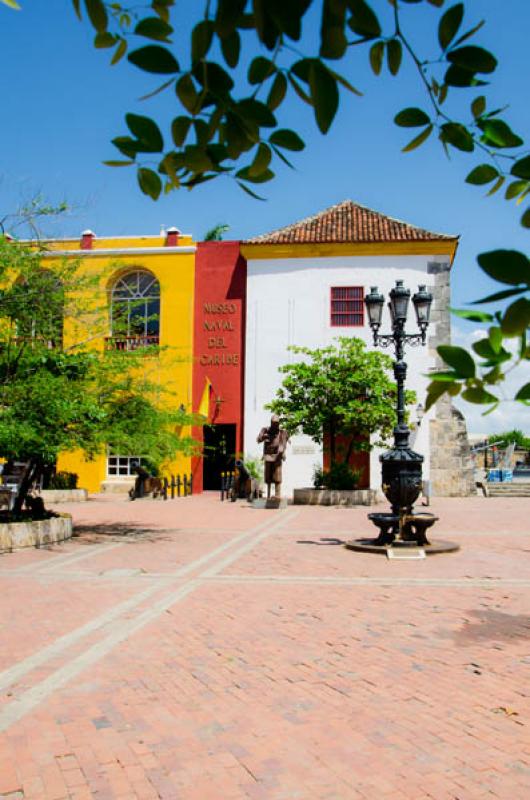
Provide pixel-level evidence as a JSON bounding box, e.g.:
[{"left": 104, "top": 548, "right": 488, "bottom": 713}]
[{"left": 199, "top": 301, "right": 240, "bottom": 367}]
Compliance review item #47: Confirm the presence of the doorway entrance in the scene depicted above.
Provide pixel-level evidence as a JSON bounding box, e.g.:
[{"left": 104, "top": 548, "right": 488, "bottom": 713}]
[{"left": 203, "top": 424, "right": 236, "bottom": 490}]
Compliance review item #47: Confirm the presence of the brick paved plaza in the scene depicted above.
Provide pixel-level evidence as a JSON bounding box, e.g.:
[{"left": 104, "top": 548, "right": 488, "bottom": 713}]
[{"left": 0, "top": 494, "right": 529, "bottom": 800}]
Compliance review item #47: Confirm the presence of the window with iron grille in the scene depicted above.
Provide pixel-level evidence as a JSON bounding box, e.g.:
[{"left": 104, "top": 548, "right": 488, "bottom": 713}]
[
  {"left": 107, "top": 455, "right": 144, "bottom": 478},
  {"left": 330, "top": 286, "right": 364, "bottom": 327}
]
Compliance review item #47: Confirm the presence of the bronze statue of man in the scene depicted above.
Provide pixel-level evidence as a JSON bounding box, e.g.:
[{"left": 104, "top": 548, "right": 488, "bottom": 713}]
[{"left": 257, "top": 414, "right": 289, "bottom": 499}]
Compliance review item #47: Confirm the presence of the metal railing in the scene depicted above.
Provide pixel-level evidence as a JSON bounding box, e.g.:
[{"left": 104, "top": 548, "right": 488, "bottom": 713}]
[{"left": 105, "top": 334, "right": 160, "bottom": 352}]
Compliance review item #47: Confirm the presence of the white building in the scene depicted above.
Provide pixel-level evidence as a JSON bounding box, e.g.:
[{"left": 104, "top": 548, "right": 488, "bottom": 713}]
[{"left": 241, "top": 200, "right": 474, "bottom": 497}]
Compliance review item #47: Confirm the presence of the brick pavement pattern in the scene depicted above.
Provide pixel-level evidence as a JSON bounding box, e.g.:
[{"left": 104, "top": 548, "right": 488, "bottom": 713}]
[{"left": 0, "top": 494, "right": 528, "bottom": 799}]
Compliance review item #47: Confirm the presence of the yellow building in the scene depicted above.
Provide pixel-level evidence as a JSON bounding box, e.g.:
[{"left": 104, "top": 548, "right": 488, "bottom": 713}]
[{"left": 42, "top": 228, "right": 196, "bottom": 493}]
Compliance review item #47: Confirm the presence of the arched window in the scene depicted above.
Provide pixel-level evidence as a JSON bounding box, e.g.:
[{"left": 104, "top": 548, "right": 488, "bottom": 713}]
[{"left": 109, "top": 270, "right": 160, "bottom": 351}]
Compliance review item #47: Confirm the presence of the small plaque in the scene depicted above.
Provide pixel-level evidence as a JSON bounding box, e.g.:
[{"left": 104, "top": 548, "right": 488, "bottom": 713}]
[
  {"left": 387, "top": 547, "right": 426, "bottom": 560},
  {"left": 292, "top": 445, "right": 316, "bottom": 455}
]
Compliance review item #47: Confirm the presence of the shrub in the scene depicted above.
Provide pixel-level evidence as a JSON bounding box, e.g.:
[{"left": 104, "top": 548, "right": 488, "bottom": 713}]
[
  {"left": 48, "top": 471, "right": 78, "bottom": 490},
  {"left": 313, "top": 462, "right": 363, "bottom": 490}
]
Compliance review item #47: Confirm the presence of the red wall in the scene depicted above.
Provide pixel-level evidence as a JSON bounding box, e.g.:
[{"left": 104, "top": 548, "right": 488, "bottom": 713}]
[
  {"left": 192, "top": 242, "right": 246, "bottom": 492},
  {"left": 323, "top": 431, "right": 370, "bottom": 488}
]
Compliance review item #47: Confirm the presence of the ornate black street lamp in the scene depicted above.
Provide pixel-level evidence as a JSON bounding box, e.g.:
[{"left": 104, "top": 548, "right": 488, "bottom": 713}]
[{"left": 363, "top": 280, "right": 437, "bottom": 547}]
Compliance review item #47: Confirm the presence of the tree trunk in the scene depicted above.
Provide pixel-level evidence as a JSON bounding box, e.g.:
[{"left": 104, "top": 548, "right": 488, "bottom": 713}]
[{"left": 13, "top": 458, "right": 42, "bottom": 515}]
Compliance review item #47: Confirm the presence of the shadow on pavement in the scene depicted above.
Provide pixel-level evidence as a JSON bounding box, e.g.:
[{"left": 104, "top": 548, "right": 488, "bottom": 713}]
[
  {"left": 296, "top": 538, "right": 346, "bottom": 546},
  {"left": 73, "top": 523, "right": 174, "bottom": 542},
  {"left": 454, "top": 609, "right": 530, "bottom": 644}
]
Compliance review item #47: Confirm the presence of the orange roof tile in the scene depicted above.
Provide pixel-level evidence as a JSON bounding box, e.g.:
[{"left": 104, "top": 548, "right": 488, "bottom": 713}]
[{"left": 245, "top": 200, "right": 458, "bottom": 245}]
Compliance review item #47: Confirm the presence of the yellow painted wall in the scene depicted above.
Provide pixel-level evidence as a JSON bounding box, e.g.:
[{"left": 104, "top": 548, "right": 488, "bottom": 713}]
[{"left": 45, "top": 234, "right": 196, "bottom": 493}]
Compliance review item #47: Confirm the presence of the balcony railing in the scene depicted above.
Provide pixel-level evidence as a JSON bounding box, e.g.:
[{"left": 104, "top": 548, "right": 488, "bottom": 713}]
[{"left": 105, "top": 334, "right": 160, "bottom": 352}]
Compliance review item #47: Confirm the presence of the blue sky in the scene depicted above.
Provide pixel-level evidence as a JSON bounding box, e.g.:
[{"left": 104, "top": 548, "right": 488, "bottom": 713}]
[{"left": 1, "top": 0, "right": 529, "bottom": 432}]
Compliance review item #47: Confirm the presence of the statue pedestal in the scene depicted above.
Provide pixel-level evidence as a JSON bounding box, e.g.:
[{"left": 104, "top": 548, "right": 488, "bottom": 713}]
[{"left": 250, "top": 497, "right": 288, "bottom": 510}]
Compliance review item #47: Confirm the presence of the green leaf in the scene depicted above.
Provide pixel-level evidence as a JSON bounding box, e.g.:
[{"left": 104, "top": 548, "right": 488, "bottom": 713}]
[
  {"left": 84, "top": 0, "right": 108, "bottom": 33},
  {"left": 95, "top": 32, "right": 116, "bottom": 49},
  {"left": 128, "top": 45, "right": 179, "bottom": 74},
  {"left": 521, "top": 207, "right": 530, "bottom": 228},
  {"left": 505, "top": 180, "right": 529, "bottom": 201},
  {"left": 486, "top": 176, "right": 505, "bottom": 197},
  {"left": 425, "top": 380, "right": 451, "bottom": 411},
  {"left": 287, "top": 73, "right": 312, "bottom": 105},
  {"left": 235, "top": 166, "right": 275, "bottom": 184},
  {"left": 221, "top": 30, "right": 241, "bottom": 68},
  {"left": 437, "top": 345, "right": 476, "bottom": 378},
  {"left": 450, "top": 308, "right": 493, "bottom": 322},
  {"left": 1, "top": 0, "right": 21, "bottom": 8},
  {"left": 471, "top": 287, "right": 526, "bottom": 305},
  {"left": 386, "top": 39, "right": 402, "bottom": 76},
  {"left": 267, "top": 72, "right": 287, "bottom": 111},
  {"left": 309, "top": 61, "right": 339, "bottom": 134},
  {"left": 171, "top": 116, "right": 192, "bottom": 147},
  {"left": 501, "top": 298, "right": 530, "bottom": 336},
  {"left": 444, "top": 64, "right": 486, "bottom": 88},
  {"left": 511, "top": 156, "right": 530, "bottom": 180},
  {"left": 428, "top": 371, "right": 462, "bottom": 382},
  {"left": 215, "top": 0, "right": 246, "bottom": 38},
  {"left": 394, "top": 108, "right": 430, "bottom": 128},
  {"left": 440, "top": 122, "right": 474, "bottom": 152},
  {"left": 447, "top": 45, "right": 497, "bottom": 74},
  {"left": 471, "top": 95, "right": 486, "bottom": 119},
  {"left": 236, "top": 99, "right": 276, "bottom": 128},
  {"left": 248, "top": 56, "right": 276, "bottom": 84},
  {"left": 452, "top": 19, "right": 485, "bottom": 48},
  {"left": 269, "top": 129, "right": 305, "bottom": 151},
  {"left": 402, "top": 125, "right": 433, "bottom": 153},
  {"left": 182, "top": 145, "right": 213, "bottom": 173},
  {"left": 134, "top": 16, "right": 173, "bottom": 42},
  {"left": 438, "top": 3, "right": 463, "bottom": 51},
  {"left": 461, "top": 387, "right": 498, "bottom": 404},
  {"left": 270, "top": 144, "right": 295, "bottom": 170},
  {"left": 125, "top": 113, "right": 163, "bottom": 152},
  {"left": 320, "top": 0, "right": 347, "bottom": 59},
  {"left": 369, "top": 41, "right": 384, "bottom": 76},
  {"left": 193, "top": 61, "right": 234, "bottom": 94},
  {"left": 103, "top": 160, "right": 135, "bottom": 167},
  {"left": 111, "top": 135, "right": 140, "bottom": 159},
  {"left": 111, "top": 39, "right": 127, "bottom": 65},
  {"left": 478, "top": 119, "right": 523, "bottom": 149},
  {"left": 488, "top": 327, "right": 503, "bottom": 354},
  {"left": 515, "top": 382, "right": 530, "bottom": 401},
  {"left": 137, "top": 167, "right": 162, "bottom": 200},
  {"left": 347, "top": 0, "right": 381, "bottom": 39},
  {"left": 326, "top": 68, "right": 362, "bottom": 96},
  {"left": 477, "top": 250, "right": 530, "bottom": 286},
  {"left": 465, "top": 164, "right": 498, "bottom": 185},
  {"left": 248, "top": 143, "right": 272, "bottom": 178},
  {"left": 176, "top": 74, "right": 199, "bottom": 114},
  {"left": 236, "top": 181, "right": 266, "bottom": 201},
  {"left": 471, "top": 338, "right": 507, "bottom": 361},
  {"left": 191, "top": 20, "right": 214, "bottom": 63}
]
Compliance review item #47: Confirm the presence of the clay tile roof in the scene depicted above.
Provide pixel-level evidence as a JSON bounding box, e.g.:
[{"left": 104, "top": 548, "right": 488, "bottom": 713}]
[{"left": 244, "top": 199, "right": 458, "bottom": 245}]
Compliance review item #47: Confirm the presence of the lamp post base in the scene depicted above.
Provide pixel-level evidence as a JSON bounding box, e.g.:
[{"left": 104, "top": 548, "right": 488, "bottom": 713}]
[{"left": 344, "top": 538, "right": 460, "bottom": 556}]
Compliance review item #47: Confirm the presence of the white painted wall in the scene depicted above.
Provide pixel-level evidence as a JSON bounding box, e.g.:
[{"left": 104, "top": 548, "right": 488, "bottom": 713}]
[{"left": 244, "top": 253, "right": 449, "bottom": 497}]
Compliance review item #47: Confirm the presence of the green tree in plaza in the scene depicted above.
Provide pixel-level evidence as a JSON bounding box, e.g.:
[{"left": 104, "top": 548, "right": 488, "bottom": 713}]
[
  {"left": 3, "top": 0, "right": 529, "bottom": 410},
  {"left": 267, "top": 338, "right": 414, "bottom": 483},
  {"left": 0, "top": 236, "right": 197, "bottom": 515}
]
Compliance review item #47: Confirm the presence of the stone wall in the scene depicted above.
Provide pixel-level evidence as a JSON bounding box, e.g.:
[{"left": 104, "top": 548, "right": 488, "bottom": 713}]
[{"left": 428, "top": 260, "right": 476, "bottom": 496}]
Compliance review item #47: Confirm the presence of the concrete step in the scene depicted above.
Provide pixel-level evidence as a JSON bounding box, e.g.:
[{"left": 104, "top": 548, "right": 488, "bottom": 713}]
[{"left": 487, "top": 482, "right": 530, "bottom": 497}]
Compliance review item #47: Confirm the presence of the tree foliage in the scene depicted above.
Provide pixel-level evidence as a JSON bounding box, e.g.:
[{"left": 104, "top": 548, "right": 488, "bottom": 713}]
[
  {"left": 4, "top": 1, "right": 529, "bottom": 410},
  {"left": 0, "top": 237, "right": 198, "bottom": 486},
  {"left": 267, "top": 337, "right": 415, "bottom": 463}
]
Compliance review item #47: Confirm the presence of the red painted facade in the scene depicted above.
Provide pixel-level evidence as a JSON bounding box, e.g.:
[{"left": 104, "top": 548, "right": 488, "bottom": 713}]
[
  {"left": 192, "top": 242, "right": 246, "bottom": 492},
  {"left": 323, "top": 431, "right": 370, "bottom": 488}
]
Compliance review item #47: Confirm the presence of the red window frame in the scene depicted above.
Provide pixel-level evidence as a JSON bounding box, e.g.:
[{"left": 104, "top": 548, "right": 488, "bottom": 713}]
[{"left": 330, "top": 286, "right": 364, "bottom": 327}]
